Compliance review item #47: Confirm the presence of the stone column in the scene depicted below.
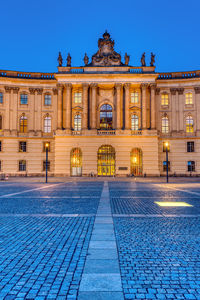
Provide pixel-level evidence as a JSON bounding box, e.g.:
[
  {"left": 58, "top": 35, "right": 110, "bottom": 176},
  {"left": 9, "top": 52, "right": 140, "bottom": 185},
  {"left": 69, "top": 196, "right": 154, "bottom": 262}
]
[
  {"left": 65, "top": 83, "right": 72, "bottom": 130},
  {"left": 12, "top": 87, "right": 19, "bottom": 132},
  {"left": 150, "top": 84, "right": 156, "bottom": 129},
  {"left": 29, "top": 88, "right": 36, "bottom": 132},
  {"left": 4, "top": 86, "right": 12, "bottom": 131},
  {"left": 53, "top": 88, "right": 58, "bottom": 131},
  {"left": 57, "top": 84, "right": 63, "bottom": 129},
  {"left": 141, "top": 83, "right": 148, "bottom": 129},
  {"left": 115, "top": 83, "right": 122, "bottom": 129},
  {"left": 124, "top": 83, "right": 130, "bottom": 129},
  {"left": 170, "top": 88, "right": 177, "bottom": 132},
  {"left": 36, "top": 88, "right": 43, "bottom": 132},
  {"left": 177, "top": 88, "right": 184, "bottom": 132},
  {"left": 194, "top": 87, "right": 200, "bottom": 131},
  {"left": 82, "top": 83, "right": 89, "bottom": 129},
  {"left": 91, "top": 83, "right": 98, "bottom": 129}
]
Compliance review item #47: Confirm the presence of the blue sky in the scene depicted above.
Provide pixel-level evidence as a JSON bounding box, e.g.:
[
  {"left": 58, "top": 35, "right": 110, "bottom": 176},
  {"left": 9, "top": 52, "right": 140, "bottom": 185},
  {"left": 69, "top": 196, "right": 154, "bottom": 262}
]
[{"left": 1, "top": 0, "right": 200, "bottom": 72}]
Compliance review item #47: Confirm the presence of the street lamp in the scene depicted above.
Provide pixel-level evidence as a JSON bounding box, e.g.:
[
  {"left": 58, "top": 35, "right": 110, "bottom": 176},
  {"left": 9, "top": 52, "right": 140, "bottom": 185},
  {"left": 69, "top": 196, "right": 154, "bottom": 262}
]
[
  {"left": 165, "top": 142, "right": 169, "bottom": 183},
  {"left": 45, "top": 142, "right": 50, "bottom": 183}
]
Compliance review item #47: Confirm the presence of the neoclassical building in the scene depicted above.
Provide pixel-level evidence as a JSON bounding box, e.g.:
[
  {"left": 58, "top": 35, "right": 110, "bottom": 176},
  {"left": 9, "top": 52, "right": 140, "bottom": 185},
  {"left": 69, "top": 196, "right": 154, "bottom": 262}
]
[{"left": 0, "top": 31, "right": 199, "bottom": 177}]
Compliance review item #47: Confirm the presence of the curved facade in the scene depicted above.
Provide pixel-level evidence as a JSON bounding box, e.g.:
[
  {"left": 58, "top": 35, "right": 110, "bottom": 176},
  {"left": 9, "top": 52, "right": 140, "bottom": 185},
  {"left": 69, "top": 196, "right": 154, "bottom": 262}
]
[{"left": 0, "top": 32, "right": 200, "bottom": 176}]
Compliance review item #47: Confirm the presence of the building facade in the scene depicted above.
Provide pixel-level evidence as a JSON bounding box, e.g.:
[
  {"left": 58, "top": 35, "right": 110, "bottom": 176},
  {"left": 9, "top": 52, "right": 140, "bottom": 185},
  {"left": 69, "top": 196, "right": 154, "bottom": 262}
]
[{"left": 0, "top": 31, "right": 200, "bottom": 177}]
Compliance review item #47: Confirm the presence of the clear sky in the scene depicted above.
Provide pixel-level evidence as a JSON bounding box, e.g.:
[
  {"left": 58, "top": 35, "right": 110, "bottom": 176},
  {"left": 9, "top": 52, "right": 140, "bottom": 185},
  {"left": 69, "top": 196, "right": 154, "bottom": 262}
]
[{"left": 1, "top": 0, "right": 200, "bottom": 73}]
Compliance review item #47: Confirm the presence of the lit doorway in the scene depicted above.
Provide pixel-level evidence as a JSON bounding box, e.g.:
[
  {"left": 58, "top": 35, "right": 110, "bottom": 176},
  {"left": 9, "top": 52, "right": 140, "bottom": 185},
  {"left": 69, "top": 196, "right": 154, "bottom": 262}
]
[
  {"left": 130, "top": 148, "right": 143, "bottom": 176},
  {"left": 97, "top": 145, "right": 115, "bottom": 176},
  {"left": 70, "top": 148, "right": 82, "bottom": 176}
]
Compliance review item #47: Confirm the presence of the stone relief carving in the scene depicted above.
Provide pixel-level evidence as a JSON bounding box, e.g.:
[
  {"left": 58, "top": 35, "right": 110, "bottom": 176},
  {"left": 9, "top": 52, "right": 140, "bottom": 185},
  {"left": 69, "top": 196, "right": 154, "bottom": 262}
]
[{"left": 91, "top": 31, "right": 122, "bottom": 66}]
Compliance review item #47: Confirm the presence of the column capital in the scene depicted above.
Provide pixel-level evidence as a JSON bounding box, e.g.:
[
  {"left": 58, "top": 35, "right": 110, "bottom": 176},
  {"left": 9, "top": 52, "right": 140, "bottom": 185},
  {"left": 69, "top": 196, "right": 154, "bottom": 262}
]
[
  {"left": 124, "top": 83, "right": 131, "bottom": 89},
  {"left": 170, "top": 88, "right": 177, "bottom": 95},
  {"left": 90, "top": 83, "right": 98, "bottom": 88},
  {"left": 155, "top": 88, "right": 160, "bottom": 95},
  {"left": 29, "top": 88, "right": 36, "bottom": 95},
  {"left": 141, "top": 83, "right": 149, "bottom": 89},
  {"left": 12, "top": 87, "right": 19, "bottom": 94},
  {"left": 53, "top": 88, "right": 58, "bottom": 95},
  {"left": 194, "top": 86, "right": 200, "bottom": 94},
  {"left": 82, "top": 83, "right": 89, "bottom": 89},
  {"left": 149, "top": 83, "right": 156, "bottom": 90},
  {"left": 4, "top": 86, "right": 12, "bottom": 93},
  {"left": 36, "top": 88, "right": 43, "bottom": 95},
  {"left": 115, "top": 83, "right": 122, "bottom": 90},
  {"left": 177, "top": 88, "right": 184, "bottom": 95},
  {"left": 65, "top": 83, "right": 72, "bottom": 89}
]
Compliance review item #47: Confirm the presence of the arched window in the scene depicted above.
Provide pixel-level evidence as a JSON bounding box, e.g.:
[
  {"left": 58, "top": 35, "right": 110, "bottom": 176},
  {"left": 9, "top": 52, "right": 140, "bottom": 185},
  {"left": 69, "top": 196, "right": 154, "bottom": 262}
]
[
  {"left": 74, "top": 114, "right": 81, "bottom": 131},
  {"left": 97, "top": 145, "right": 115, "bottom": 176},
  {"left": 100, "top": 104, "right": 113, "bottom": 129},
  {"left": 0, "top": 115, "right": 2, "bottom": 130},
  {"left": 70, "top": 148, "right": 82, "bottom": 176},
  {"left": 20, "top": 115, "right": 27, "bottom": 133},
  {"left": 44, "top": 116, "right": 51, "bottom": 133},
  {"left": 186, "top": 116, "right": 194, "bottom": 133},
  {"left": 131, "top": 115, "right": 139, "bottom": 130},
  {"left": 130, "top": 148, "right": 143, "bottom": 176},
  {"left": 162, "top": 116, "right": 169, "bottom": 133}
]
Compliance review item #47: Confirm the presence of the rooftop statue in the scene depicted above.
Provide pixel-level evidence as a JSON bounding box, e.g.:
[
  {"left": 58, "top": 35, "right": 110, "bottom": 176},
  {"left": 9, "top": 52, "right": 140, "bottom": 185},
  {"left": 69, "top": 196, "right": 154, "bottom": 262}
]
[
  {"left": 58, "top": 52, "right": 63, "bottom": 67},
  {"left": 150, "top": 52, "right": 155, "bottom": 66},
  {"left": 124, "top": 53, "right": 130, "bottom": 65},
  {"left": 67, "top": 53, "right": 71, "bottom": 67},
  {"left": 84, "top": 53, "right": 89, "bottom": 66},
  {"left": 141, "top": 52, "right": 146, "bottom": 67},
  {"left": 91, "top": 31, "right": 122, "bottom": 66}
]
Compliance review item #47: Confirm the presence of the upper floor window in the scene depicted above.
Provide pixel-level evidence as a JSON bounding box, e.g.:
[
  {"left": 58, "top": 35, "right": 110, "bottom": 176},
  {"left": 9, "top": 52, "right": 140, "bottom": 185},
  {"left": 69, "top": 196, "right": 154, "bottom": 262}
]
[
  {"left": 186, "top": 116, "right": 194, "bottom": 133},
  {"left": 187, "top": 141, "right": 194, "bottom": 152},
  {"left": 19, "top": 160, "right": 26, "bottom": 171},
  {"left": 20, "top": 94, "right": 28, "bottom": 105},
  {"left": 74, "top": 92, "right": 82, "bottom": 104},
  {"left": 161, "top": 116, "right": 169, "bottom": 133},
  {"left": 20, "top": 115, "right": 27, "bottom": 133},
  {"left": 161, "top": 93, "right": 169, "bottom": 106},
  {"left": 44, "top": 116, "right": 51, "bottom": 133},
  {"left": 185, "top": 92, "right": 193, "bottom": 105},
  {"left": 0, "top": 93, "right": 3, "bottom": 104},
  {"left": 100, "top": 104, "right": 113, "bottom": 130},
  {"left": 74, "top": 114, "right": 81, "bottom": 131},
  {"left": 130, "top": 92, "right": 139, "bottom": 104},
  {"left": 131, "top": 115, "right": 139, "bottom": 130},
  {"left": 19, "top": 141, "right": 27, "bottom": 152},
  {"left": 44, "top": 94, "right": 51, "bottom": 106},
  {"left": 0, "top": 115, "right": 2, "bottom": 130},
  {"left": 188, "top": 161, "right": 195, "bottom": 172}
]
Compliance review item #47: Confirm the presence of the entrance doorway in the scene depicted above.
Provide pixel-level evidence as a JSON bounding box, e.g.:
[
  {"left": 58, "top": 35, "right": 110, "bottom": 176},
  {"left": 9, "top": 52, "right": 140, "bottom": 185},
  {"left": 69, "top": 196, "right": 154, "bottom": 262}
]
[
  {"left": 130, "top": 148, "right": 143, "bottom": 176},
  {"left": 97, "top": 145, "right": 115, "bottom": 176},
  {"left": 70, "top": 148, "right": 82, "bottom": 176}
]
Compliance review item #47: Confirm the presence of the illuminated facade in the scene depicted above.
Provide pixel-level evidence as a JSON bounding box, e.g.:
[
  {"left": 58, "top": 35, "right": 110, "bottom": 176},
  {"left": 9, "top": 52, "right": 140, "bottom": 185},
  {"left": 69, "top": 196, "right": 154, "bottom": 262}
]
[{"left": 0, "top": 31, "right": 200, "bottom": 177}]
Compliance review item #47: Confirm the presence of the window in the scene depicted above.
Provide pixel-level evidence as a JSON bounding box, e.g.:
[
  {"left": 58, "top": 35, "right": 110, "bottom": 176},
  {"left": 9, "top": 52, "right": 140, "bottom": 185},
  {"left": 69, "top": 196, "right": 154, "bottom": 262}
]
[
  {"left": 186, "top": 116, "right": 194, "bottom": 133},
  {"left": 131, "top": 115, "right": 139, "bottom": 130},
  {"left": 100, "top": 104, "right": 113, "bottom": 129},
  {"left": 130, "top": 92, "right": 139, "bottom": 104},
  {"left": 0, "top": 93, "right": 3, "bottom": 104},
  {"left": 74, "top": 92, "right": 82, "bottom": 104},
  {"left": 188, "top": 161, "right": 195, "bottom": 172},
  {"left": 0, "top": 141, "right": 1, "bottom": 152},
  {"left": 43, "top": 142, "right": 50, "bottom": 152},
  {"left": 74, "top": 114, "right": 81, "bottom": 131},
  {"left": 19, "top": 141, "right": 26, "bottom": 152},
  {"left": 44, "top": 116, "right": 51, "bottom": 133},
  {"left": 163, "top": 142, "right": 170, "bottom": 152},
  {"left": 187, "top": 141, "right": 194, "bottom": 152},
  {"left": 43, "top": 161, "right": 50, "bottom": 171},
  {"left": 185, "top": 93, "right": 193, "bottom": 105},
  {"left": 163, "top": 161, "right": 170, "bottom": 172},
  {"left": 20, "top": 115, "right": 27, "bottom": 133},
  {"left": 162, "top": 116, "right": 169, "bottom": 133},
  {"left": 161, "top": 94, "right": 169, "bottom": 106},
  {"left": 44, "top": 94, "right": 51, "bottom": 105},
  {"left": 0, "top": 116, "right": 2, "bottom": 130},
  {"left": 20, "top": 94, "right": 28, "bottom": 105},
  {"left": 19, "top": 160, "right": 26, "bottom": 171}
]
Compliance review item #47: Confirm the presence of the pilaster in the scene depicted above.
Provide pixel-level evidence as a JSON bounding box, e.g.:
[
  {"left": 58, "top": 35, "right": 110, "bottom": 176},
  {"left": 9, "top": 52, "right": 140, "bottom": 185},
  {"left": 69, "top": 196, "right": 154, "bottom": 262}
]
[
  {"left": 91, "top": 83, "right": 98, "bottom": 129},
  {"left": 65, "top": 83, "right": 72, "bottom": 130},
  {"left": 124, "top": 83, "right": 130, "bottom": 129},
  {"left": 115, "top": 83, "right": 122, "bottom": 129},
  {"left": 83, "top": 83, "right": 89, "bottom": 129},
  {"left": 141, "top": 83, "right": 148, "bottom": 129},
  {"left": 150, "top": 83, "right": 156, "bottom": 129}
]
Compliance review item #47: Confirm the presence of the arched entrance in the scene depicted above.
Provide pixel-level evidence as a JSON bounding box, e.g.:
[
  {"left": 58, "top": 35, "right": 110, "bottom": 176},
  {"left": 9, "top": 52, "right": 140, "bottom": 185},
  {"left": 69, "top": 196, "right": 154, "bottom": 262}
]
[
  {"left": 70, "top": 148, "right": 82, "bottom": 176},
  {"left": 130, "top": 148, "right": 143, "bottom": 176},
  {"left": 97, "top": 145, "right": 115, "bottom": 176}
]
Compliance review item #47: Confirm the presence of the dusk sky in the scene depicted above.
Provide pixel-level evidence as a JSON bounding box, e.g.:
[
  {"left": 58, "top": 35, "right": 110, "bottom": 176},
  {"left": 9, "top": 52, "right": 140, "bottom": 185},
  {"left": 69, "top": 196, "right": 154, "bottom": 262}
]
[{"left": 1, "top": 0, "right": 200, "bottom": 73}]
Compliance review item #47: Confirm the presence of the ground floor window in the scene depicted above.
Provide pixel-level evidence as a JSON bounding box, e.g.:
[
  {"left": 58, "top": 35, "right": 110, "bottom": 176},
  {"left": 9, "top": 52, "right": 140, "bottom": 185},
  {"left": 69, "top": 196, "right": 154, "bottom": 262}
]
[
  {"left": 97, "top": 145, "right": 115, "bottom": 176},
  {"left": 188, "top": 161, "right": 195, "bottom": 172},
  {"left": 19, "top": 141, "right": 26, "bottom": 152},
  {"left": 70, "top": 148, "right": 82, "bottom": 176},
  {"left": 19, "top": 160, "right": 26, "bottom": 171},
  {"left": 130, "top": 148, "right": 143, "bottom": 176},
  {"left": 187, "top": 141, "right": 194, "bottom": 152}
]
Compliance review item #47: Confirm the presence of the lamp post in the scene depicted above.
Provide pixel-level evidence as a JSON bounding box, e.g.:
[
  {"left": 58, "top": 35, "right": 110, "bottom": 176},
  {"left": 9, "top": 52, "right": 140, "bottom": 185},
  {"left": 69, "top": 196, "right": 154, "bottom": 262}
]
[
  {"left": 45, "top": 142, "right": 49, "bottom": 183},
  {"left": 165, "top": 142, "right": 169, "bottom": 183}
]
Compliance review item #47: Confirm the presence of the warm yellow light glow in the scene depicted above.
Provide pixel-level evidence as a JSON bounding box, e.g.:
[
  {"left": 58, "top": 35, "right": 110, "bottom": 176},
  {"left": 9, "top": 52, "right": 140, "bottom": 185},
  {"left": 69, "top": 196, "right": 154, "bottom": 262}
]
[
  {"left": 165, "top": 142, "right": 169, "bottom": 147},
  {"left": 45, "top": 143, "right": 49, "bottom": 149},
  {"left": 155, "top": 201, "right": 193, "bottom": 207},
  {"left": 133, "top": 157, "right": 137, "bottom": 163}
]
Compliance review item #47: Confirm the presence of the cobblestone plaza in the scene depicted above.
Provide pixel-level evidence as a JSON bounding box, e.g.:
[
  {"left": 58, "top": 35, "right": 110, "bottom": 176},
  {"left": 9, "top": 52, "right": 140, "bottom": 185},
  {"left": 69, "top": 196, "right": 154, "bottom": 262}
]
[{"left": 0, "top": 180, "right": 200, "bottom": 299}]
